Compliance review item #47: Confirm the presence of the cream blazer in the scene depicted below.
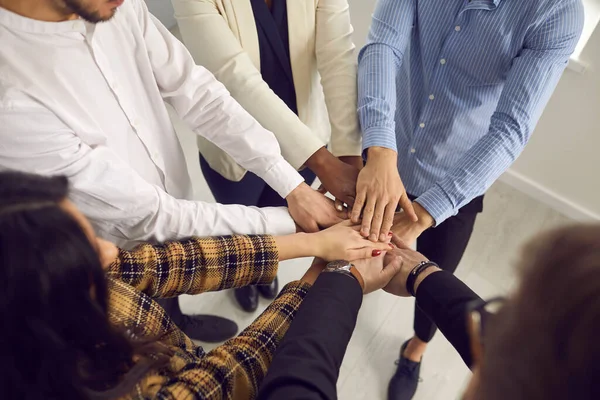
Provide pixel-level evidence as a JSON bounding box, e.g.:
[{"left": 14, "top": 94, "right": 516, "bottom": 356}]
[{"left": 171, "top": 0, "right": 362, "bottom": 181}]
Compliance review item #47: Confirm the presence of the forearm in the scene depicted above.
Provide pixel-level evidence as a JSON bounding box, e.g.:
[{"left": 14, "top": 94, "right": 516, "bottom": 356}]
[
  {"left": 138, "top": 1, "right": 303, "bottom": 198},
  {"left": 415, "top": 271, "right": 482, "bottom": 368},
  {"left": 273, "top": 233, "right": 319, "bottom": 261},
  {"left": 358, "top": 0, "right": 414, "bottom": 153},
  {"left": 258, "top": 272, "right": 362, "bottom": 400},
  {"left": 109, "top": 235, "right": 280, "bottom": 298},
  {"left": 315, "top": 0, "right": 362, "bottom": 157},
  {"left": 156, "top": 281, "right": 311, "bottom": 400}
]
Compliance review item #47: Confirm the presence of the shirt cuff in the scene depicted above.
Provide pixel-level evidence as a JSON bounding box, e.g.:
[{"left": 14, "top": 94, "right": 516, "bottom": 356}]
[
  {"left": 361, "top": 127, "right": 398, "bottom": 157},
  {"left": 258, "top": 158, "right": 304, "bottom": 199},
  {"left": 415, "top": 184, "right": 457, "bottom": 226},
  {"left": 260, "top": 206, "right": 297, "bottom": 236},
  {"left": 329, "top": 130, "right": 363, "bottom": 158}
]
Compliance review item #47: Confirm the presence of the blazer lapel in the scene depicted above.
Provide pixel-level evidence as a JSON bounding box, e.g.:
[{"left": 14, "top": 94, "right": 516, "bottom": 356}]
[
  {"left": 250, "top": 0, "right": 294, "bottom": 83},
  {"left": 286, "top": 0, "right": 309, "bottom": 102}
]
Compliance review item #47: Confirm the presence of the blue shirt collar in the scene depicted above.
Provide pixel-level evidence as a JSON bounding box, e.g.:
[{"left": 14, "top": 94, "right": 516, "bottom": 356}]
[{"left": 464, "top": 0, "right": 502, "bottom": 11}]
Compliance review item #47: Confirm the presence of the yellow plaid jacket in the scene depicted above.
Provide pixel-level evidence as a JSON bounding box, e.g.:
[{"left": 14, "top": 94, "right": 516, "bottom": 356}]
[{"left": 106, "top": 235, "right": 311, "bottom": 400}]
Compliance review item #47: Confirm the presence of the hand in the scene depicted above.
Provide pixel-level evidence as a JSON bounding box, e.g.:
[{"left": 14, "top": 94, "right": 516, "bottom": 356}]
[
  {"left": 351, "top": 147, "right": 417, "bottom": 243},
  {"left": 390, "top": 202, "right": 435, "bottom": 246},
  {"left": 287, "top": 182, "right": 347, "bottom": 232},
  {"left": 309, "top": 220, "right": 392, "bottom": 261},
  {"left": 383, "top": 237, "right": 441, "bottom": 297},
  {"left": 352, "top": 251, "right": 403, "bottom": 294},
  {"left": 306, "top": 148, "right": 360, "bottom": 208}
]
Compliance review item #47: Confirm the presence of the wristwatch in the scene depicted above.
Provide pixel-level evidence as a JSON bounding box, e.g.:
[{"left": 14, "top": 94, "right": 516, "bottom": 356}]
[{"left": 323, "top": 260, "right": 365, "bottom": 291}]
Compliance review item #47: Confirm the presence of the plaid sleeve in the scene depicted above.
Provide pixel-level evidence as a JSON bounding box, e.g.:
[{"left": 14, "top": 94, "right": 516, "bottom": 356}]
[
  {"left": 107, "top": 235, "right": 279, "bottom": 298},
  {"left": 149, "top": 281, "right": 311, "bottom": 400}
]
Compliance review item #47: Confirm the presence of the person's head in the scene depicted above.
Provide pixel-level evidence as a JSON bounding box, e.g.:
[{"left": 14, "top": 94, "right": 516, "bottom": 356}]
[
  {"left": 0, "top": 171, "right": 161, "bottom": 399},
  {"left": 0, "top": 0, "right": 123, "bottom": 23},
  {"left": 464, "top": 225, "right": 600, "bottom": 400}
]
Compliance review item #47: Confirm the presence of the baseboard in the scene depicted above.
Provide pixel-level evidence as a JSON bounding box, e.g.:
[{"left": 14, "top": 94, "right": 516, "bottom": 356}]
[{"left": 499, "top": 169, "right": 600, "bottom": 222}]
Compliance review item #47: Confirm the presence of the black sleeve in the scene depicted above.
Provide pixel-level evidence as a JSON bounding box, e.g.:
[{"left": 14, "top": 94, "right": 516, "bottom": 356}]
[
  {"left": 257, "top": 272, "right": 363, "bottom": 400},
  {"left": 415, "top": 271, "right": 483, "bottom": 368}
]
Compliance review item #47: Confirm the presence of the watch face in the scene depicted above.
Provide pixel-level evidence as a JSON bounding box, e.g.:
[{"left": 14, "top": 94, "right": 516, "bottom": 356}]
[{"left": 326, "top": 260, "right": 352, "bottom": 272}]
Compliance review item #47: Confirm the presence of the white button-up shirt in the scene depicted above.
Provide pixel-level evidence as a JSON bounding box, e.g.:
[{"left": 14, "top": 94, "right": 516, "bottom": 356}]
[{"left": 0, "top": 0, "right": 302, "bottom": 248}]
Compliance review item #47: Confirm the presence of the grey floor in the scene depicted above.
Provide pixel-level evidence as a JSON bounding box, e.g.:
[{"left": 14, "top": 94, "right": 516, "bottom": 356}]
[{"left": 167, "top": 98, "right": 572, "bottom": 399}]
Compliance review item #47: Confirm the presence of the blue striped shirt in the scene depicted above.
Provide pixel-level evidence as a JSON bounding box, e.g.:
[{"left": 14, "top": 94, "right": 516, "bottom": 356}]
[{"left": 358, "top": 0, "right": 584, "bottom": 224}]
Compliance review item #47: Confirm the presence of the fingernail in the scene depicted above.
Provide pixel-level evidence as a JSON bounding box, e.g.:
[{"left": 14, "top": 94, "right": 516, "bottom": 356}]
[
  {"left": 388, "top": 232, "right": 393, "bottom": 236},
  {"left": 336, "top": 204, "right": 343, "bottom": 211},
  {"left": 372, "top": 250, "right": 382, "bottom": 256}
]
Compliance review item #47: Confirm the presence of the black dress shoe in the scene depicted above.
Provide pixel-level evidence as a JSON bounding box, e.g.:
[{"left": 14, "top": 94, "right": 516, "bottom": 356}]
[
  {"left": 235, "top": 285, "right": 259, "bottom": 312},
  {"left": 257, "top": 276, "right": 279, "bottom": 300},
  {"left": 178, "top": 314, "right": 238, "bottom": 343},
  {"left": 388, "top": 340, "right": 422, "bottom": 400}
]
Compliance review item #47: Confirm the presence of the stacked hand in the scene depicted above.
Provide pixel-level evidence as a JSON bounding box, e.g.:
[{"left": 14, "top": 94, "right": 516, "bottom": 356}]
[
  {"left": 286, "top": 182, "right": 347, "bottom": 232},
  {"left": 309, "top": 220, "right": 392, "bottom": 261},
  {"left": 351, "top": 147, "right": 417, "bottom": 242},
  {"left": 390, "top": 203, "right": 435, "bottom": 247},
  {"left": 301, "top": 235, "right": 441, "bottom": 297},
  {"left": 305, "top": 147, "right": 363, "bottom": 210},
  {"left": 383, "top": 237, "right": 441, "bottom": 297}
]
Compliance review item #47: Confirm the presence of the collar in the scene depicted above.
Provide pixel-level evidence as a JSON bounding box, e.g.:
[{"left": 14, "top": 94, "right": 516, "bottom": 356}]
[
  {"left": 0, "top": 6, "right": 88, "bottom": 35},
  {"left": 463, "top": 0, "right": 502, "bottom": 11}
]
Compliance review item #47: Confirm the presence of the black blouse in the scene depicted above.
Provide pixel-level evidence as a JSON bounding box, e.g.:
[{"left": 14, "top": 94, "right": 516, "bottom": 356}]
[{"left": 250, "top": 0, "right": 298, "bottom": 115}]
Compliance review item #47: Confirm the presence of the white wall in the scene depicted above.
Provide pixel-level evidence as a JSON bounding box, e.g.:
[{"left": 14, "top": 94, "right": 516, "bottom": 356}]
[{"left": 346, "top": 0, "right": 600, "bottom": 221}]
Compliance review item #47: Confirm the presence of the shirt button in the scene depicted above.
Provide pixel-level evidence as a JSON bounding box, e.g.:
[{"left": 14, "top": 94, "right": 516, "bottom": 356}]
[
  {"left": 410, "top": 148, "right": 416, "bottom": 154},
  {"left": 455, "top": 26, "right": 461, "bottom": 32},
  {"left": 429, "top": 94, "right": 435, "bottom": 100},
  {"left": 419, "top": 122, "right": 425, "bottom": 128},
  {"left": 440, "top": 59, "right": 447, "bottom": 65}
]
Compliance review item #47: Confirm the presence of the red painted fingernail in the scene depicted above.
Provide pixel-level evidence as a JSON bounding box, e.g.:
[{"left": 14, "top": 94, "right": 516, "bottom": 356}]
[
  {"left": 388, "top": 232, "right": 393, "bottom": 236},
  {"left": 372, "top": 250, "right": 382, "bottom": 256}
]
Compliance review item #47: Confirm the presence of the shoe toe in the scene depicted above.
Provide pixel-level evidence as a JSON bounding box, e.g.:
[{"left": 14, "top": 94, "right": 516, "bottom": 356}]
[
  {"left": 235, "top": 286, "right": 259, "bottom": 312},
  {"left": 182, "top": 315, "right": 238, "bottom": 343}
]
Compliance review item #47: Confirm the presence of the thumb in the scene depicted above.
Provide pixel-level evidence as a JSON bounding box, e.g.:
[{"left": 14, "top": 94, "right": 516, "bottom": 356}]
[{"left": 381, "top": 255, "right": 403, "bottom": 282}]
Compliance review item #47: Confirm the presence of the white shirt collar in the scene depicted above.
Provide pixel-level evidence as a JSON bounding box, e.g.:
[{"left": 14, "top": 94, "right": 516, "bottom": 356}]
[{"left": 0, "top": 6, "right": 88, "bottom": 35}]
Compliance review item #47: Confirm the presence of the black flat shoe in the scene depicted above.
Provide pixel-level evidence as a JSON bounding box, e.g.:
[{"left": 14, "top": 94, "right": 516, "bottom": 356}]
[
  {"left": 178, "top": 314, "right": 238, "bottom": 343},
  {"left": 235, "top": 285, "right": 259, "bottom": 312},
  {"left": 388, "top": 340, "right": 422, "bottom": 400},
  {"left": 257, "top": 276, "right": 279, "bottom": 300}
]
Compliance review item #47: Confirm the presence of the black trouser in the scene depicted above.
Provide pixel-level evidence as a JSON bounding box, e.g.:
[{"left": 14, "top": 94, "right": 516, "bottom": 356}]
[{"left": 412, "top": 194, "right": 484, "bottom": 343}]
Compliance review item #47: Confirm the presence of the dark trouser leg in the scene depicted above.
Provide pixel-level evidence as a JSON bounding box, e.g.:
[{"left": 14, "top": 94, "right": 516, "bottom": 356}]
[
  {"left": 156, "top": 298, "right": 184, "bottom": 324},
  {"left": 413, "top": 195, "right": 484, "bottom": 343}
]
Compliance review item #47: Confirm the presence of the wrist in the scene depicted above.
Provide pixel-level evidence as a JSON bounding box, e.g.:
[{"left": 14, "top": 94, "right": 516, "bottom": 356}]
[
  {"left": 304, "top": 147, "right": 332, "bottom": 174},
  {"left": 366, "top": 146, "right": 397, "bottom": 162},
  {"left": 298, "top": 232, "right": 318, "bottom": 258},
  {"left": 414, "top": 202, "right": 435, "bottom": 229},
  {"left": 286, "top": 181, "right": 307, "bottom": 201},
  {"left": 413, "top": 267, "right": 442, "bottom": 295}
]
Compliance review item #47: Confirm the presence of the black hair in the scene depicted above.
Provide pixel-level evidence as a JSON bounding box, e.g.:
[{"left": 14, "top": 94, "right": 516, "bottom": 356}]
[{"left": 0, "top": 171, "right": 166, "bottom": 399}]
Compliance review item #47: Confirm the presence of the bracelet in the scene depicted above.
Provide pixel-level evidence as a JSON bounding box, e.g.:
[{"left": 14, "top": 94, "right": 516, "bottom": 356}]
[{"left": 406, "top": 261, "right": 439, "bottom": 297}]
